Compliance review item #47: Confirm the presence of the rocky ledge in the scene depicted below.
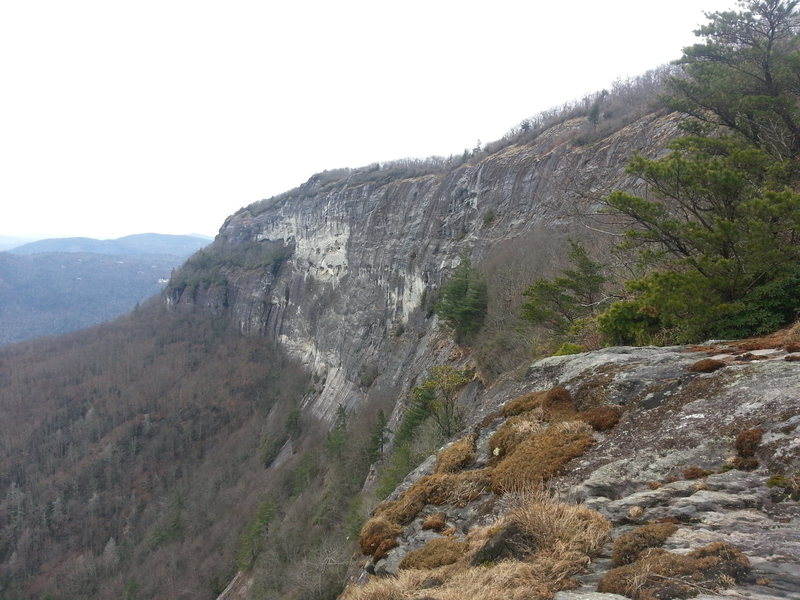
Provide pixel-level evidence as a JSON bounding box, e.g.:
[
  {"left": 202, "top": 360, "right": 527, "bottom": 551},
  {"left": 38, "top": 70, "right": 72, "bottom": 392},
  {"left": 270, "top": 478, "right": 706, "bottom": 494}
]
[{"left": 343, "top": 341, "right": 800, "bottom": 600}]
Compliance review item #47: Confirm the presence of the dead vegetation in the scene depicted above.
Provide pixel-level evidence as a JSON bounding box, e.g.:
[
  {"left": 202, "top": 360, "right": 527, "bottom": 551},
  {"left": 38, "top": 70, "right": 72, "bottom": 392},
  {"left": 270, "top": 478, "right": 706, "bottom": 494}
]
[
  {"left": 399, "top": 538, "right": 468, "bottom": 570},
  {"left": 688, "top": 358, "right": 726, "bottom": 373},
  {"left": 611, "top": 522, "right": 678, "bottom": 567},
  {"left": 579, "top": 405, "right": 623, "bottom": 431},
  {"left": 490, "top": 422, "right": 595, "bottom": 493},
  {"left": 436, "top": 435, "right": 476, "bottom": 473},
  {"left": 598, "top": 542, "right": 751, "bottom": 600},
  {"left": 347, "top": 487, "right": 612, "bottom": 600}
]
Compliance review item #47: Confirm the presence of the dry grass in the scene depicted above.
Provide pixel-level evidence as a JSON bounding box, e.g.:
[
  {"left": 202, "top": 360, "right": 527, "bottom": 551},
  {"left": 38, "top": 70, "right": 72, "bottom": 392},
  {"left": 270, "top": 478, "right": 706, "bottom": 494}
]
[
  {"left": 682, "top": 466, "right": 710, "bottom": 480},
  {"left": 501, "top": 387, "right": 574, "bottom": 420},
  {"left": 598, "top": 542, "right": 751, "bottom": 599},
  {"left": 373, "top": 474, "right": 447, "bottom": 525},
  {"left": 436, "top": 469, "right": 492, "bottom": 507},
  {"left": 349, "top": 487, "right": 612, "bottom": 600},
  {"left": 490, "top": 422, "right": 594, "bottom": 494},
  {"left": 579, "top": 405, "right": 623, "bottom": 431},
  {"left": 359, "top": 516, "right": 403, "bottom": 557},
  {"left": 422, "top": 512, "right": 447, "bottom": 531},
  {"left": 611, "top": 522, "right": 678, "bottom": 567},
  {"left": 436, "top": 435, "right": 476, "bottom": 474},
  {"left": 506, "top": 487, "right": 611, "bottom": 557},
  {"left": 688, "top": 358, "right": 726, "bottom": 373},
  {"left": 399, "top": 537, "right": 468, "bottom": 570},
  {"left": 489, "top": 411, "right": 547, "bottom": 458},
  {"left": 735, "top": 428, "right": 764, "bottom": 458}
]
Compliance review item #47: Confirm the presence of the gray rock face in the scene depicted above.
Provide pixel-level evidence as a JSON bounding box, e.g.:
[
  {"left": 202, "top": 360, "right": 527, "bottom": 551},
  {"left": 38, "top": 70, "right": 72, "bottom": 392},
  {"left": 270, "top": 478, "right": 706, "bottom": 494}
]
[{"left": 169, "top": 114, "right": 678, "bottom": 423}]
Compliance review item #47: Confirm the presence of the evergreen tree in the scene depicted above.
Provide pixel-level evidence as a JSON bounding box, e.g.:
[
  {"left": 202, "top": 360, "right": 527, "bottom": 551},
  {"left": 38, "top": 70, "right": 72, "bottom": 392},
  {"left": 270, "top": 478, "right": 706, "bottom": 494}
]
[
  {"left": 521, "top": 241, "right": 608, "bottom": 335},
  {"left": 599, "top": 1, "right": 800, "bottom": 343},
  {"left": 668, "top": 0, "right": 800, "bottom": 159},
  {"left": 435, "top": 256, "right": 488, "bottom": 343}
]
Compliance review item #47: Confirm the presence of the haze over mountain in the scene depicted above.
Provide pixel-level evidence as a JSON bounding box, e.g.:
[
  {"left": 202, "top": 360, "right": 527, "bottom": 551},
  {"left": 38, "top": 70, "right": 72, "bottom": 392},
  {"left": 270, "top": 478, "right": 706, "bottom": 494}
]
[
  {"left": 0, "top": 233, "right": 210, "bottom": 345},
  {"left": 8, "top": 233, "right": 212, "bottom": 256}
]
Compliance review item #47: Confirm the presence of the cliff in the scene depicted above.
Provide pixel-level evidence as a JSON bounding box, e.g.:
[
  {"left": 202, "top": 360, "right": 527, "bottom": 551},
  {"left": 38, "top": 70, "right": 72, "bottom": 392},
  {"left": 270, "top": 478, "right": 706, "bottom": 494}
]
[{"left": 169, "top": 112, "right": 678, "bottom": 424}]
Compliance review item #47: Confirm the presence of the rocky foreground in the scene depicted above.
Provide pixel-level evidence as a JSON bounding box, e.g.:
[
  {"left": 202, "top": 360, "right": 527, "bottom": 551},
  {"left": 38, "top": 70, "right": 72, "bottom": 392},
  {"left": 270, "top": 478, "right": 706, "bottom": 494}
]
[{"left": 344, "top": 340, "right": 800, "bottom": 600}]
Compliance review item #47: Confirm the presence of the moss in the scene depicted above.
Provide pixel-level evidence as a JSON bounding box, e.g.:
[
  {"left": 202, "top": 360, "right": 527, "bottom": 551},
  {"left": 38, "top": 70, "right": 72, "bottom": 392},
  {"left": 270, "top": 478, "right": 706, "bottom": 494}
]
[
  {"left": 766, "top": 473, "right": 800, "bottom": 500},
  {"left": 598, "top": 542, "right": 750, "bottom": 599},
  {"left": 611, "top": 522, "right": 678, "bottom": 567},
  {"left": 554, "top": 343, "right": 585, "bottom": 356},
  {"left": 688, "top": 358, "right": 726, "bottom": 373},
  {"left": 399, "top": 537, "right": 468, "bottom": 570}
]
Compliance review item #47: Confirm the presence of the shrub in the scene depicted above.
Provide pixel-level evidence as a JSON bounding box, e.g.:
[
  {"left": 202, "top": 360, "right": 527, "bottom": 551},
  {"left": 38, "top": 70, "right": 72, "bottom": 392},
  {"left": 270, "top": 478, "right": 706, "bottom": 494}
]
[{"left": 611, "top": 522, "right": 678, "bottom": 567}]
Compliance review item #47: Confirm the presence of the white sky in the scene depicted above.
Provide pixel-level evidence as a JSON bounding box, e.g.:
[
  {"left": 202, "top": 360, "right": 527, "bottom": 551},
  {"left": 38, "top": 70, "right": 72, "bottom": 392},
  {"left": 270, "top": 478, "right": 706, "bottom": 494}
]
[{"left": 0, "top": 0, "right": 740, "bottom": 240}]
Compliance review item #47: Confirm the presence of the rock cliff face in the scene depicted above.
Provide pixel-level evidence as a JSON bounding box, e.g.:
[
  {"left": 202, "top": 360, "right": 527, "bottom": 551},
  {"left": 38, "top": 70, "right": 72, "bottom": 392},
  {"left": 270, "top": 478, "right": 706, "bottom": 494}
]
[{"left": 169, "top": 112, "right": 678, "bottom": 423}]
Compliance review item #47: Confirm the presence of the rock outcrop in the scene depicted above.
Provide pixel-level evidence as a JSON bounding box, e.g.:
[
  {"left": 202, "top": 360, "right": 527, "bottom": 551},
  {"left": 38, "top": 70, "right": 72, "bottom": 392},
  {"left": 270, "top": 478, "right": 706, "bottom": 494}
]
[{"left": 347, "top": 341, "right": 800, "bottom": 600}]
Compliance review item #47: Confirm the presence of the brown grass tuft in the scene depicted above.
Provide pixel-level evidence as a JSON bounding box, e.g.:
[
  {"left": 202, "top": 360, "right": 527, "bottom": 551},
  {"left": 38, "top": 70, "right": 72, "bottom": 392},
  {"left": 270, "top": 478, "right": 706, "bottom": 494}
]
[
  {"left": 688, "top": 358, "right": 726, "bottom": 373},
  {"left": 359, "top": 516, "right": 402, "bottom": 557},
  {"left": 579, "top": 405, "right": 623, "bottom": 431},
  {"left": 490, "top": 423, "right": 594, "bottom": 494},
  {"left": 682, "top": 466, "right": 710, "bottom": 480},
  {"left": 735, "top": 428, "right": 764, "bottom": 458},
  {"left": 436, "top": 435, "right": 476, "bottom": 474},
  {"left": 399, "top": 537, "right": 468, "bottom": 570},
  {"left": 611, "top": 522, "right": 678, "bottom": 567},
  {"left": 501, "top": 387, "right": 575, "bottom": 420},
  {"left": 731, "top": 456, "right": 760, "bottom": 471},
  {"left": 489, "top": 411, "right": 547, "bottom": 458},
  {"left": 598, "top": 542, "right": 750, "bottom": 599},
  {"left": 422, "top": 512, "right": 447, "bottom": 531}
]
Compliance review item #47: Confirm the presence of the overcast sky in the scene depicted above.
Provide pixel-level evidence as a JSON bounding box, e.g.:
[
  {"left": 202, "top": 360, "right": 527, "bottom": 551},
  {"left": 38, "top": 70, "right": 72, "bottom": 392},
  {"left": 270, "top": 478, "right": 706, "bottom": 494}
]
[{"left": 0, "top": 0, "right": 740, "bottom": 240}]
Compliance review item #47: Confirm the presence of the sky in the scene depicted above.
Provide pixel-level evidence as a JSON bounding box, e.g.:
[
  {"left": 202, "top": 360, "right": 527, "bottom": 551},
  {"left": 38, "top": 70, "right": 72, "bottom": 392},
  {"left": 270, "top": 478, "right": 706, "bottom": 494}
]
[{"left": 0, "top": 0, "right": 741, "bottom": 241}]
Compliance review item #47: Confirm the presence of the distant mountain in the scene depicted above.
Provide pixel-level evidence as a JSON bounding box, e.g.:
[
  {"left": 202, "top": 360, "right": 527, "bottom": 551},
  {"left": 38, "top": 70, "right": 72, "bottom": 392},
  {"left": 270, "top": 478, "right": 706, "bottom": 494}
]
[
  {"left": 0, "top": 235, "right": 39, "bottom": 251},
  {"left": 9, "top": 232, "right": 212, "bottom": 256},
  {"left": 0, "top": 252, "right": 190, "bottom": 345},
  {"left": 0, "top": 234, "right": 211, "bottom": 344}
]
